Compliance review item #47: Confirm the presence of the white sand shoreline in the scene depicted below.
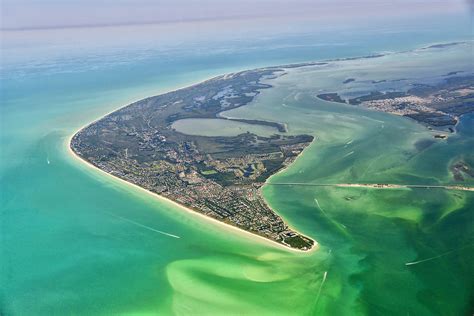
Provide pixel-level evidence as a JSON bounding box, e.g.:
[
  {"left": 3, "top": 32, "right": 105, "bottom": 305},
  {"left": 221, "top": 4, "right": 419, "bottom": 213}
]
[{"left": 65, "top": 82, "right": 318, "bottom": 253}]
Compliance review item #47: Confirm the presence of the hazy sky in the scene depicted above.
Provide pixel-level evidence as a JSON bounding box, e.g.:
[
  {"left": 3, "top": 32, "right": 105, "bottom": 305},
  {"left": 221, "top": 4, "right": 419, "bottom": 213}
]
[{"left": 1, "top": 0, "right": 470, "bottom": 30}]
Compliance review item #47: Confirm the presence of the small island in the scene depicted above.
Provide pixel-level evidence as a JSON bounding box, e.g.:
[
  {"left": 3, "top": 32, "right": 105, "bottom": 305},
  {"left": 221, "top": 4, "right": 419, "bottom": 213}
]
[
  {"left": 70, "top": 44, "right": 473, "bottom": 251},
  {"left": 71, "top": 68, "right": 315, "bottom": 250},
  {"left": 317, "top": 74, "right": 474, "bottom": 128}
]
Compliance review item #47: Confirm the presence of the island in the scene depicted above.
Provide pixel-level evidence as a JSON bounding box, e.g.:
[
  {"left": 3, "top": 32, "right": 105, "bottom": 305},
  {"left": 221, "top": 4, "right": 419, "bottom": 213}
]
[
  {"left": 70, "top": 43, "right": 473, "bottom": 251},
  {"left": 317, "top": 74, "right": 474, "bottom": 128},
  {"left": 71, "top": 68, "right": 315, "bottom": 250}
]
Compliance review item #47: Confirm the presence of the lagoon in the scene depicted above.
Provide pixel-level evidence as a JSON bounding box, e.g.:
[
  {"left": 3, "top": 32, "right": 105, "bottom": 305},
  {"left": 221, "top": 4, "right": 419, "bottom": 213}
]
[
  {"left": 1, "top": 13, "right": 473, "bottom": 315},
  {"left": 171, "top": 118, "right": 281, "bottom": 137}
]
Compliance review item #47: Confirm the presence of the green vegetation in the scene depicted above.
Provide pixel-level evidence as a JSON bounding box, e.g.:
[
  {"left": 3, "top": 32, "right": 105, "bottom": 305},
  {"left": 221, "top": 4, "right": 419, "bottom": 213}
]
[{"left": 71, "top": 68, "right": 315, "bottom": 250}]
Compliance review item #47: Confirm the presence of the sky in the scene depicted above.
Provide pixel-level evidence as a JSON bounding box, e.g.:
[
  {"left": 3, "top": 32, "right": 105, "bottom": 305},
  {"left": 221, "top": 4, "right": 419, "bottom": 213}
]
[{"left": 1, "top": 0, "right": 471, "bottom": 30}]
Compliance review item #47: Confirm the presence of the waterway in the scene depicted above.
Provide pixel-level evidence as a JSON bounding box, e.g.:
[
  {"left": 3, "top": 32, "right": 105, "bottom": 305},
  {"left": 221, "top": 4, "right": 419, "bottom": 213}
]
[{"left": 1, "top": 12, "right": 473, "bottom": 315}]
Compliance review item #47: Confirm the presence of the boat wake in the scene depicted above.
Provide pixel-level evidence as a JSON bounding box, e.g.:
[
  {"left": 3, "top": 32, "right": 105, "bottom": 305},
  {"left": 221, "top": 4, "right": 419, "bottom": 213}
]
[
  {"left": 315, "top": 271, "right": 328, "bottom": 307},
  {"left": 106, "top": 212, "right": 181, "bottom": 239},
  {"left": 406, "top": 244, "right": 474, "bottom": 266}
]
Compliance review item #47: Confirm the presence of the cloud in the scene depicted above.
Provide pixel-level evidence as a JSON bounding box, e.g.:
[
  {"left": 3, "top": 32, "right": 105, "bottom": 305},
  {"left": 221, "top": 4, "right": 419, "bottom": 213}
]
[{"left": 1, "top": 0, "right": 469, "bottom": 30}]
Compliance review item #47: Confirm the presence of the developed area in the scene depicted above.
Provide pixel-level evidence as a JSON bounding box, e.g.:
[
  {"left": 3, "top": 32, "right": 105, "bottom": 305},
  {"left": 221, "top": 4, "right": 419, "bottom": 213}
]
[
  {"left": 71, "top": 68, "right": 315, "bottom": 250},
  {"left": 318, "top": 73, "right": 474, "bottom": 130},
  {"left": 71, "top": 43, "right": 473, "bottom": 251}
]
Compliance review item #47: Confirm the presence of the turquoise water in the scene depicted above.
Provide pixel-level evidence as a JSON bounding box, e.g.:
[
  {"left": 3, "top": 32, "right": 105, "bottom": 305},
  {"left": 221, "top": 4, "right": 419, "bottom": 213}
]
[{"left": 1, "top": 12, "right": 473, "bottom": 315}]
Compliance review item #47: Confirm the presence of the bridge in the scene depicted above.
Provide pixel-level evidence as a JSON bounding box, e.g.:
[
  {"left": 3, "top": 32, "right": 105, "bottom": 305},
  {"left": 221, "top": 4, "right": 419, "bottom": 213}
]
[{"left": 266, "top": 182, "right": 474, "bottom": 192}]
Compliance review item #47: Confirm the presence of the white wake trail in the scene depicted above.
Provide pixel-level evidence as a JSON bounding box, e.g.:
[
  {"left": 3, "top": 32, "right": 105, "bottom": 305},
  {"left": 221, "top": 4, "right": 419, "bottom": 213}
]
[
  {"left": 406, "top": 252, "right": 452, "bottom": 266},
  {"left": 314, "top": 198, "right": 326, "bottom": 216},
  {"left": 315, "top": 271, "right": 328, "bottom": 307},
  {"left": 107, "top": 212, "right": 180, "bottom": 239},
  {"left": 406, "top": 245, "right": 473, "bottom": 266}
]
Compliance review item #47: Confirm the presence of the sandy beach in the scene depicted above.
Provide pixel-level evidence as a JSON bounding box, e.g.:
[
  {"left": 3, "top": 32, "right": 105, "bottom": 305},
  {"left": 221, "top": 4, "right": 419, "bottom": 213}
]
[{"left": 65, "top": 99, "right": 318, "bottom": 253}]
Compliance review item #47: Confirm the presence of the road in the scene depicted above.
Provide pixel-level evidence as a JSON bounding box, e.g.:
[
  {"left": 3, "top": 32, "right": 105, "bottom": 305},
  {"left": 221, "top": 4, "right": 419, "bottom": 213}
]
[{"left": 267, "top": 182, "right": 474, "bottom": 192}]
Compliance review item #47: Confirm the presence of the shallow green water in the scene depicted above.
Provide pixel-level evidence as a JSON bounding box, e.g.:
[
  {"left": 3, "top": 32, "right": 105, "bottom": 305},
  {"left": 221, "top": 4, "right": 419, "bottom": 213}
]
[
  {"left": 1, "top": 15, "right": 473, "bottom": 316},
  {"left": 171, "top": 118, "right": 280, "bottom": 137},
  {"left": 220, "top": 45, "right": 474, "bottom": 315}
]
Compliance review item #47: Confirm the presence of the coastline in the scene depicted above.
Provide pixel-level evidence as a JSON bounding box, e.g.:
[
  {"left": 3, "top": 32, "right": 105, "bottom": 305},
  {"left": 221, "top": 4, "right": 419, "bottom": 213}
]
[
  {"left": 66, "top": 129, "right": 318, "bottom": 254},
  {"left": 66, "top": 40, "right": 468, "bottom": 254}
]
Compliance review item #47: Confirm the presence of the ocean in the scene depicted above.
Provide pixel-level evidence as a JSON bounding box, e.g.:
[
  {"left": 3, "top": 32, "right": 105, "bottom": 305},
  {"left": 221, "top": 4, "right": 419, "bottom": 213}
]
[{"left": 1, "top": 12, "right": 473, "bottom": 315}]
